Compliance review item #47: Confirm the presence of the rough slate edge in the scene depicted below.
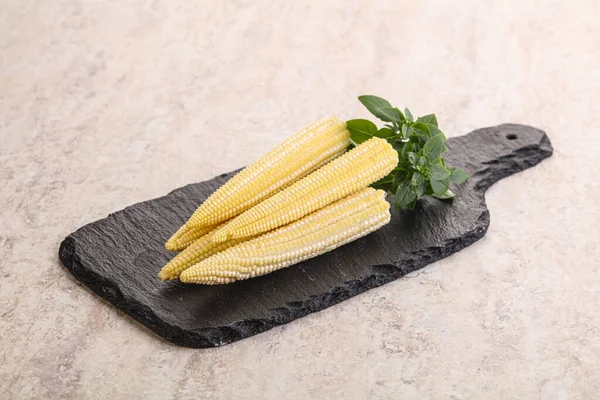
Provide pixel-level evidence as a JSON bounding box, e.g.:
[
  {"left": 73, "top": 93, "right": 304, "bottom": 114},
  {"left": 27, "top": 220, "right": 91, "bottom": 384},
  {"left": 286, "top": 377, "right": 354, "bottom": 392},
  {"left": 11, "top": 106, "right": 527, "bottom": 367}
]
[{"left": 59, "top": 125, "right": 553, "bottom": 348}]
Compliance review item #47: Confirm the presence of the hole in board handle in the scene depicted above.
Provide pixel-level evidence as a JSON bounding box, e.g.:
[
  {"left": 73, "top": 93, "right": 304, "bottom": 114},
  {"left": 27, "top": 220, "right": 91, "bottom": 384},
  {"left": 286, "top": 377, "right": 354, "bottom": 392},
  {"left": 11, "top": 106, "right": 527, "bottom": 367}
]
[{"left": 506, "top": 134, "right": 517, "bottom": 140}]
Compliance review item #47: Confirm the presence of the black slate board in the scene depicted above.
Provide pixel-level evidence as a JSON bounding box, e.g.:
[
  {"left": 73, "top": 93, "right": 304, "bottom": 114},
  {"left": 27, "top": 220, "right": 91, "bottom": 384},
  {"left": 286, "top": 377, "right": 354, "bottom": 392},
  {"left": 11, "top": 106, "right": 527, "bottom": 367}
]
[{"left": 59, "top": 124, "right": 552, "bottom": 348}]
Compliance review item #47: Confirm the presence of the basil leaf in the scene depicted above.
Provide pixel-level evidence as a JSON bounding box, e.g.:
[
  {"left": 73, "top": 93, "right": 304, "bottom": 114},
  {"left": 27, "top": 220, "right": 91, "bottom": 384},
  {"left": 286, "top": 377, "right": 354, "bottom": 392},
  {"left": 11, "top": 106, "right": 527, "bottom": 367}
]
[
  {"left": 386, "top": 136, "right": 399, "bottom": 147},
  {"left": 416, "top": 114, "right": 438, "bottom": 127},
  {"left": 412, "top": 172, "right": 426, "bottom": 197},
  {"left": 409, "top": 133, "right": 421, "bottom": 144},
  {"left": 392, "top": 140, "right": 405, "bottom": 153},
  {"left": 408, "top": 126, "right": 418, "bottom": 138},
  {"left": 430, "top": 177, "right": 450, "bottom": 195},
  {"left": 431, "top": 164, "right": 451, "bottom": 181},
  {"left": 408, "top": 152, "right": 417, "bottom": 165},
  {"left": 371, "top": 174, "right": 393, "bottom": 191},
  {"left": 392, "top": 169, "right": 410, "bottom": 193},
  {"left": 449, "top": 167, "right": 468, "bottom": 184},
  {"left": 404, "top": 108, "right": 414, "bottom": 122},
  {"left": 375, "top": 127, "right": 396, "bottom": 138},
  {"left": 394, "top": 107, "right": 406, "bottom": 122},
  {"left": 407, "top": 199, "right": 418, "bottom": 211},
  {"left": 427, "top": 123, "right": 443, "bottom": 138},
  {"left": 358, "top": 95, "right": 402, "bottom": 123},
  {"left": 379, "top": 173, "right": 394, "bottom": 182},
  {"left": 412, "top": 122, "right": 431, "bottom": 137},
  {"left": 395, "top": 181, "right": 416, "bottom": 209},
  {"left": 346, "top": 119, "right": 377, "bottom": 145},
  {"left": 433, "top": 189, "right": 455, "bottom": 199},
  {"left": 401, "top": 141, "right": 413, "bottom": 160},
  {"left": 423, "top": 134, "right": 446, "bottom": 161},
  {"left": 346, "top": 119, "right": 377, "bottom": 136},
  {"left": 418, "top": 156, "right": 428, "bottom": 167},
  {"left": 371, "top": 183, "right": 391, "bottom": 191}
]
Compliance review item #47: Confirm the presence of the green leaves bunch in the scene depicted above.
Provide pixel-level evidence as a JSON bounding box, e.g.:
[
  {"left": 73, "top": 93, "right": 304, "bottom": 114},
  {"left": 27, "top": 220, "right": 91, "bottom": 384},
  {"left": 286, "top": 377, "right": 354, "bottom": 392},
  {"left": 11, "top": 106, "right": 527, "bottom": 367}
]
[{"left": 346, "top": 95, "right": 468, "bottom": 210}]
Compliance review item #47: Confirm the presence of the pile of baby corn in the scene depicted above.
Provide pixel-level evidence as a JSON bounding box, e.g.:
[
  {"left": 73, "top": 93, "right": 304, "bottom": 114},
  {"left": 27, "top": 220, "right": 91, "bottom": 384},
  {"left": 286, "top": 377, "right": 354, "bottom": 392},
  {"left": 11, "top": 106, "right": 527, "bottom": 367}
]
[{"left": 159, "top": 117, "right": 398, "bottom": 284}]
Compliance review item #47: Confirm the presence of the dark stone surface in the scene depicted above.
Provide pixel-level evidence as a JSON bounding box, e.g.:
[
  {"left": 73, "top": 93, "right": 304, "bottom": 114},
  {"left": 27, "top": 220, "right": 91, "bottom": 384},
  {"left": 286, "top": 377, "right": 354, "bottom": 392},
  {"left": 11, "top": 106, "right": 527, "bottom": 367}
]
[{"left": 59, "top": 124, "right": 552, "bottom": 348}]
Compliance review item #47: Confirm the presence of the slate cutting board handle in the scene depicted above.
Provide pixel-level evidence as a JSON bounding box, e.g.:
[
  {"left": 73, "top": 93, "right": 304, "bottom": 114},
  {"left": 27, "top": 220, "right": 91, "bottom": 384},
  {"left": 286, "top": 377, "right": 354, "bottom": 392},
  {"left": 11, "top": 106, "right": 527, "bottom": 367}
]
[{"left": 445, "top": 124, "right": 553, "bottom": 193}]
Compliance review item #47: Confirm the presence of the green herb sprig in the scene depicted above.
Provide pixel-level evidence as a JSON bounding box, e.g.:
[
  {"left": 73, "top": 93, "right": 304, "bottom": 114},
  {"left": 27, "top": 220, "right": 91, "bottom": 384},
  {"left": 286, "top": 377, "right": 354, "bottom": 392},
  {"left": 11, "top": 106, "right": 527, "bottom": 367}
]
[{"left": 346, "top": 95, "right": 468, "bottom": 210}]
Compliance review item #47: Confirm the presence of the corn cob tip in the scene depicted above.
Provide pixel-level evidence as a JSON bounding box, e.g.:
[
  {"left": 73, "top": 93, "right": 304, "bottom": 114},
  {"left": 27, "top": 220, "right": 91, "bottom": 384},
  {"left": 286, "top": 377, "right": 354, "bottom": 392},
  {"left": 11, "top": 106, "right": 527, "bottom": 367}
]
[
  {"left": 165, "top": 240, "right": 177, "bottom": 252},
  {"left": 158, "top": 270, "right": 174, "bottom": 281},
  {"left": 165, "top": 223, "right": 222, "bottom": 252},
  {"left": 178, "top": 269, "right": 194, "bottom": 283}
]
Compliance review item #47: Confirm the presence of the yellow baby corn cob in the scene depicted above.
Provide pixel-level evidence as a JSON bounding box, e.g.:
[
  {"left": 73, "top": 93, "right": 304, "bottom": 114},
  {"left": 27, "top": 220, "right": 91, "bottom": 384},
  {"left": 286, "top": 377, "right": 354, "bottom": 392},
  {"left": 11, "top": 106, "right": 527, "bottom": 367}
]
[
  {"left": 165, "top": 223, "right": 220, "bottom": 251},
  {"left": 184, "top": 117, "right": 350, "bottom": 229},
  {"left": 180, "top": 189, "right": 391, "bottom": 285},
  {"left": 159, "top": 224, "right": 253, "bottom": 280},
  {"left": 212, "top": 137, "right": 398, "bottom": 243}
]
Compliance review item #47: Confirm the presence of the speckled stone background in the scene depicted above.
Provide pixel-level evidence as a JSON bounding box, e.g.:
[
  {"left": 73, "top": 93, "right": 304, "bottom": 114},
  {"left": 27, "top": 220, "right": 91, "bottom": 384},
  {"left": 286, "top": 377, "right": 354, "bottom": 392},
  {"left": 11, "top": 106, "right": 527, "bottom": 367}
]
[{"left": 1, "top": 1, "right": 598, "bottom": 399}]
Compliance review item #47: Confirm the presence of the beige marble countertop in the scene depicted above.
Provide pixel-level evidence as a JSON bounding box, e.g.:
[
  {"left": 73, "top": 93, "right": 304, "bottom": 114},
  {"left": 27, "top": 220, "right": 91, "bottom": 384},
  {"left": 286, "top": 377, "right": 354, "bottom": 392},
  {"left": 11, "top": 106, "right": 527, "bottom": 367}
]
[{"left": 1, "top": 1, "right": 599, "bottom": 398}]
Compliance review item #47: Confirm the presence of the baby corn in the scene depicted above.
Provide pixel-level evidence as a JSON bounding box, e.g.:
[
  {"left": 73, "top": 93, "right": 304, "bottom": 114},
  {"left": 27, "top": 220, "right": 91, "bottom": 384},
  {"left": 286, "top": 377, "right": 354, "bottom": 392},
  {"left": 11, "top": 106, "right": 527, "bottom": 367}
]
[
  {"left": 212, "top": 137, "right": 398, "bottom": 243},
  {"left": 165, "top": 223, "right": 219, "bottom": 252},
  {"left": 180, "top": 188, "right": 391, "bottom": 285},
  {"left": 184, "top": 117, "right": 350, "bottom": 229}
]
